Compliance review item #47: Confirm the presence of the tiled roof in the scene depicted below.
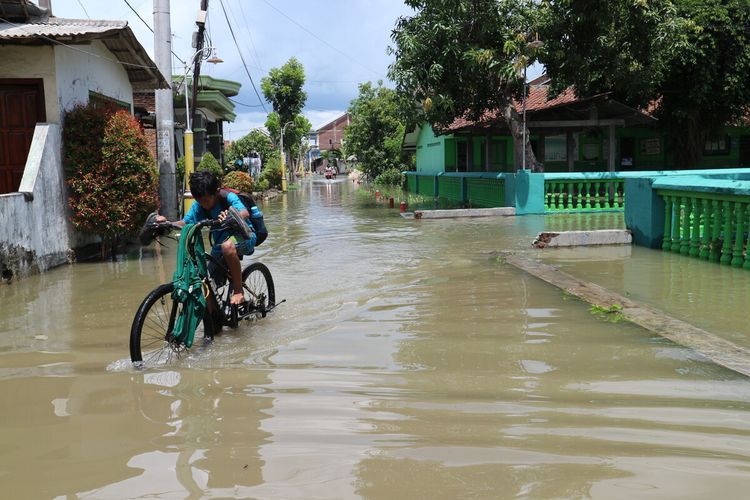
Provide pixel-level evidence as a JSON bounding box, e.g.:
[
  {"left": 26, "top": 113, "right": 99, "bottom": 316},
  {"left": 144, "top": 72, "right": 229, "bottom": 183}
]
[{"left": 445, "top": 84, "right": 580, "bottom": 133}]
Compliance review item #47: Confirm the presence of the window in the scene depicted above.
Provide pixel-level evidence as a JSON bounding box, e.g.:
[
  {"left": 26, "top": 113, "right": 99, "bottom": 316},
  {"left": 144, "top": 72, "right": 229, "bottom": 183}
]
[
  {"left": 704, "top": 135, "right": 731, "bottom": 155},
  {"left": 457, "top": 141, "right": 468, "bottom": 171},
  {"left": 544, "top": 135, "right": 566, "bottom": 161}
]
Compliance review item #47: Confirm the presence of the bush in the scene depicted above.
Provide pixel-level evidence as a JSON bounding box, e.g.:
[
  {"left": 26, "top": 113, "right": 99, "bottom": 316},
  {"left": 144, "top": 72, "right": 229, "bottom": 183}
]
[
  {"left": 259, "top": 156, "right": 282, "bottom": 189},
  {"left": 66, "top": 106, "right": 158, "bottom": 257},
  {"left": 176, "top": 156, "right": 185, "bottom": 186},
  {"left": 255, "top": 178, "right": 270, "bottom": 192},
  {"left": 374, "top": 167, "right": 405, "bottom": 187},
  {"left": 223, "top": 170, "right": 254, "bottom": 193},
  {"left": 197, "top": 152, "right": 223, "bottom": 180}
]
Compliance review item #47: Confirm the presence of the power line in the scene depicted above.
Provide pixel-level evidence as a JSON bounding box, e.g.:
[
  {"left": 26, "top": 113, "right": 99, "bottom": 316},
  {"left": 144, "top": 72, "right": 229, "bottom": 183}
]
[
  {"left": 230, "top": 98, "right": 265, "bottom": 108},
  {"left": 122, "top": 0, "right": 186, "bottom": 65},
  {"left": 234, "top": 0, "right": 264, "bottom": 73},
  {"left": 0, "top": 15, "right": 159, "bottom": 70},
  {"left": 258, "top": 0, "right": 383, "bottom": 79},
  {"left": 76, "top": 0, "right": 90, "bottom": 19},
  {"left": 218, "top": 0, "right": 268, "bottom": 113}
]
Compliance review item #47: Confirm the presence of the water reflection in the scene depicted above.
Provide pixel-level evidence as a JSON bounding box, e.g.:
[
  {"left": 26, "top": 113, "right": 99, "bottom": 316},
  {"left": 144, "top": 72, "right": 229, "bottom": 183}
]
[{"left": 1, "top": 181, "right": 750, "bottom": 497}]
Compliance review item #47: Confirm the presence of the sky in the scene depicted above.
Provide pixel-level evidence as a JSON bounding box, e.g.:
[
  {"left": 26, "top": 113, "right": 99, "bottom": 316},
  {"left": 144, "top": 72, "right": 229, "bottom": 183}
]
[{"left": 51, "top": 0, "right": 416, "bottom": 139}]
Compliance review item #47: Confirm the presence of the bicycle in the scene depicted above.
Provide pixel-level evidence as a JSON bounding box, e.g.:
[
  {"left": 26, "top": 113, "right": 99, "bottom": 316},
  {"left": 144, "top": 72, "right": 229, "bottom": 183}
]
[{"left": 130, "top": 212, "right": 276, "bottom": 365}]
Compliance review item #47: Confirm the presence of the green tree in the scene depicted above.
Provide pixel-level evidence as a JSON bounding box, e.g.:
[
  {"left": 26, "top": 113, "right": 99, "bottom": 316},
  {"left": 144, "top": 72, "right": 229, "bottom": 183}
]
[
  {"left": 66, "top": 107, "right": 158, "bottom": 258},
  {"left": 225, "top": 129, "right": 278, "bottom": 170},
  {"left": 540, "top": 0, "right": 750, "bottom": 167},
  {"left": 344, "top": 81, "right": 411, "bottom": 179},
  {"left": 261, "top": 57, "right": 309, "bottom": 179},
  {"left": 389, "top": 0, "right": 543, "bottom": 171}
]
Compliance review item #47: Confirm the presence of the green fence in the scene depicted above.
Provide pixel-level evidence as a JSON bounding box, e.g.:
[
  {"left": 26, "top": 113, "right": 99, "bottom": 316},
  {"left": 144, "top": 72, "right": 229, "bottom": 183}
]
[
  {"left": 404, "top": 172, "right": 506, "bottom": 207},
  {"left": 544, "top": 178, "right": 625, "bottom": 212},
  {"left": 658, "top": 189, "right": 750, "bottom": 269},
  {"left": 466, "top": 177, "right": 505, "bottom": 208}
]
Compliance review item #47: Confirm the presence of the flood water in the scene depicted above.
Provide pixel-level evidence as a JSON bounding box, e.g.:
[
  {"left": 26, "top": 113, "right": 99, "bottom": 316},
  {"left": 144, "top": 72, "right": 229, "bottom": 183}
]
[{"left": 2, "top": 179, "right": 750, "bottom": 499}]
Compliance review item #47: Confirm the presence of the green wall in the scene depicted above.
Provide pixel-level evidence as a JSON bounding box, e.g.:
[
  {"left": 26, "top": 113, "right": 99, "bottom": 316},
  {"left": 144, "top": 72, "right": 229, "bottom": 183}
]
[{"left": 415, "top": 124, "right": 447, "bottom": 175}]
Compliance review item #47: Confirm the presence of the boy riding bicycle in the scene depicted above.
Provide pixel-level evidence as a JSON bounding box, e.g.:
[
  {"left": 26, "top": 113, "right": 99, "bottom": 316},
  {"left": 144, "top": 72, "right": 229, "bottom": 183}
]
[{"left": 156, "top": 170, "right": 256, "bottom": 306}]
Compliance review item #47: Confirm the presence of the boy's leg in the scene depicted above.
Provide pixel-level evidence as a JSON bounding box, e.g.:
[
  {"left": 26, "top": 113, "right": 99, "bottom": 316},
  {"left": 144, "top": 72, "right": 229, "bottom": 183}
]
[{"left": 221, "top": 239, "right": 244, "bottom": 305}]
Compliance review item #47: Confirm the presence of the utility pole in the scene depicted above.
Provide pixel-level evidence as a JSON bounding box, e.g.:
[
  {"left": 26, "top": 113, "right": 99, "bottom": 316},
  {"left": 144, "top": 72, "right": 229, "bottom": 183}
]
[
  {"left": 154, "top": 0, "right": 177, "bottom": 219},
  {"left": 191, "top": 0, "right": 209, "bottom": 129}
]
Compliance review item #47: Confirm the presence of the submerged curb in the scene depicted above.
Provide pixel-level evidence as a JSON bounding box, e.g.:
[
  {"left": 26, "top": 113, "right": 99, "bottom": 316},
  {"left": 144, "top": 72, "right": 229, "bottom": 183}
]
[{"left": 504, "top": 253, "right": 750, "bottom": 378}]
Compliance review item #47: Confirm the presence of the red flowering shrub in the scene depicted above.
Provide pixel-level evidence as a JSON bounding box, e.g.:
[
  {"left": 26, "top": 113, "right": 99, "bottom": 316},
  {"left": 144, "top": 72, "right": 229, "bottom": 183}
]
[
  {"left": 65, "top": 104, "right": 158, "bottom": 256},
  {"left": 223, "top": 170, "right": 254, "bottom": 193}
]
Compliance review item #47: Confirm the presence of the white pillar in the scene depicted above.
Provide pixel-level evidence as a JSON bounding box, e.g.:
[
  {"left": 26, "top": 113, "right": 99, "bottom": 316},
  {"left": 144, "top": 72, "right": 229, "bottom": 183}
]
[{"left": 154, "top": 0, "right": 177, "bottom": 218}]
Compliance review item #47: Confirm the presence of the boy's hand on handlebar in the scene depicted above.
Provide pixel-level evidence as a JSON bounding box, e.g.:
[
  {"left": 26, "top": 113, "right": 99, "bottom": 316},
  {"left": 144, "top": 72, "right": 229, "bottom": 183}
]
[
  {"left": 155, "top": 215, "right": 167, "bottom": 223},
  {"left": 217, "top": 210, "right": 229, "bottom": 223}
]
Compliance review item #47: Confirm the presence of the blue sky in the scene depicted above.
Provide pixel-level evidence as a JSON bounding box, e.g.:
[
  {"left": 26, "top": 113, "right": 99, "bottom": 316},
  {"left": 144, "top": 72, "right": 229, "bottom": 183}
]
[{"left": 52, "top": 0, "right": 415, "bottom": 139}]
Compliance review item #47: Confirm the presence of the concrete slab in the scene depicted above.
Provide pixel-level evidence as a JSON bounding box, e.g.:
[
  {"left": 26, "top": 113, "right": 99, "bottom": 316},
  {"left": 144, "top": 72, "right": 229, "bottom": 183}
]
[
  {"left": 504, "top": 253, "right": 750, "bottom": 378},
  {"left": 533, "top": 230, "right": 632, "bottom": 248},
  {"left": 403, "top": 207, "right": 516, "bottom": 219}
]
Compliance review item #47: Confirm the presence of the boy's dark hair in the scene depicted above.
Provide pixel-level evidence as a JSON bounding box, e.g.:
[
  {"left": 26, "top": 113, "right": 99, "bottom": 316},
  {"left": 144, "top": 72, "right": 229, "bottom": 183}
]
[{"left": 189, "top": 170, "right": 219, "bottom": 198}]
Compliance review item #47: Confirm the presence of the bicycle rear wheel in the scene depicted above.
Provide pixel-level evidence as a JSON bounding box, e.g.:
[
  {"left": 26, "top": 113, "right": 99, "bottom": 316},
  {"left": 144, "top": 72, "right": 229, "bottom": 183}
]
[
  {"left": 130, "top": 283, "right": 213, "bottom": 365},
  {"left": 238, "top": 262, "right": 275, "bottom": 320}
]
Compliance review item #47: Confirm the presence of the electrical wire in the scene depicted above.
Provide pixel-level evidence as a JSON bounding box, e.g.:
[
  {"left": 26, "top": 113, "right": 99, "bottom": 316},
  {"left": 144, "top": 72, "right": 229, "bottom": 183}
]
[
  {"left": 218, "top": 0, "right": 268, "bottom": 113},
  {"left": 122, "top": 0, "right": 186, "bottom": 65},
  {"left": 230, "top": 98, "right": 265, "bottom": 108},
  {"left": 234, "top": 0, "right": 264, "bottom": 73},
  {"left": 0, "top": 15, "right": 159, "bottom": 70},
  {"left": 258, "top": 0, "right": 383, "bottom": 79},
  {"left": 76, "top": 0, "right": 90, "bottom": 19}
]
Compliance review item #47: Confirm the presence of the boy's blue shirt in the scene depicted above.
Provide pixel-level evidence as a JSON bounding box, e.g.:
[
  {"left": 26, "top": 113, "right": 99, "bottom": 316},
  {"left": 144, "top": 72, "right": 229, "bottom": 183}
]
[{"left": 183, "top": 192, "right": 261, "bottom": 256}]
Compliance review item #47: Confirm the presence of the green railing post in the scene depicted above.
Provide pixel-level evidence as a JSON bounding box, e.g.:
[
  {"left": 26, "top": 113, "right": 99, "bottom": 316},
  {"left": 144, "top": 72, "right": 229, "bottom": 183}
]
[
  {"left": 720, "top": 200, "right": 734, "bottom": 265},
  {"left": 680, "top": 196, "right": 692, "bottom": 255},
  {"left": 584, "top": 182, "right": 592, "bottom": 209},
  {"left": 731, "top": 202, "right": 745, "bottom": 267},
  {"left": 662, "top": 195, "right": 673, "bottom": 251},
  {"left": 671, "top": 197, "right": 682, "bottom": 253},
  {"left": 744, "top": 204, "right": 750, "bottom": 270},
  {"left": 576, "top": 182, "right": 583, "bottom": 210},
  {"left": 690, "top": 197, "right": 701, "bottom": 257},
  {"left": 699, "top": 198, "right": 711, "bottom": 260},
  {"left": 710, "top": 199, "right": 722, "bottom": 262}
]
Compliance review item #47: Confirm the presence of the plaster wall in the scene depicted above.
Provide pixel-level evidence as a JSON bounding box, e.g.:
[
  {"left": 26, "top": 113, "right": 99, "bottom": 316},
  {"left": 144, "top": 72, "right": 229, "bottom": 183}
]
[
  {"left": 0, "top": 45, "right": 60, "bottom": 123},
  {"left": 54, "top": 40, "right": 133, "bottom": 115},
  {"left": 0, "top": 124, "right": 71, "bottom": 279}
]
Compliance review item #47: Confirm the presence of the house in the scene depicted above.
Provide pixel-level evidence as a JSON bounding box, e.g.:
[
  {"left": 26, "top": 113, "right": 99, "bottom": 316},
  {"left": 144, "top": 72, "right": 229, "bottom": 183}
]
[
  {"left": 317, "top": 112, "right": 349, "bottom": 151},
  {"left": 134, "top": 75, "right": 241, "bottom": 167},
  {"left": 407, "top": 76, "right": 750, "bottom": 175},
  {"left": 0, "top": 0, "right": 167, "bottom": 279}
]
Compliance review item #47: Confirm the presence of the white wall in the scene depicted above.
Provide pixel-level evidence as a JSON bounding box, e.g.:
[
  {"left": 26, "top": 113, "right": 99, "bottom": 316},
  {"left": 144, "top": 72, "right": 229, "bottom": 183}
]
[
  {"left": 54, "top": 40, "right": 134, "bottom": 115},
  {"left": 0, "top": 124, "right": 71, "bottom": 279},
  {"left": 0, "top": 45, "right": 60, "bottom": 124}
]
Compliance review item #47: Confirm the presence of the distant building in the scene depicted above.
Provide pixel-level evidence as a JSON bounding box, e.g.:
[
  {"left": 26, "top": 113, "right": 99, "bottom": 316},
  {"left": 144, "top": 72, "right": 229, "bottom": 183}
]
[{"left": 317, "top": 113, "right": 350, "bottom": 151}]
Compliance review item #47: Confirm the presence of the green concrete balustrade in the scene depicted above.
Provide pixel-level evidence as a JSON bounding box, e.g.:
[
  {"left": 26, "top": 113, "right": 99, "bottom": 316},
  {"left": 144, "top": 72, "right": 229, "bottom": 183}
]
[
  {"left": 544, "top": 178, "right": 625, "bottom": 212},
  {"left": 658, "top": 190, "right": 750, "bottom": 269}
]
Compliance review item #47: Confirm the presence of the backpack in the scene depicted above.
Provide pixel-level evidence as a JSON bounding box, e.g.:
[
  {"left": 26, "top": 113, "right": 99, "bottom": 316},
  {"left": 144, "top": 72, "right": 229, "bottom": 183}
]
[{"left": 218, "top": 188, "right": 268, "bottom": 245}]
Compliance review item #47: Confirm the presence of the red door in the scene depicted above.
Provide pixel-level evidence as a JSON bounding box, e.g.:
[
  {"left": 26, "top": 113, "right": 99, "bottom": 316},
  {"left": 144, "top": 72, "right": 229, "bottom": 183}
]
[{"left": 0, "top": 79, "right": 46, "bottom": 194}]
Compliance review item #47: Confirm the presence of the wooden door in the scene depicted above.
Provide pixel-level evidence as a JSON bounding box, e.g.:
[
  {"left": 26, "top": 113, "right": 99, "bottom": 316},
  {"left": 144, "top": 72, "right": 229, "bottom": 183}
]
[
  {"left": 739, "top": 136, "right": 750, "bottom": 167},
  {"left": 0, "top": 79, "right": 46, "bottom": 194}
]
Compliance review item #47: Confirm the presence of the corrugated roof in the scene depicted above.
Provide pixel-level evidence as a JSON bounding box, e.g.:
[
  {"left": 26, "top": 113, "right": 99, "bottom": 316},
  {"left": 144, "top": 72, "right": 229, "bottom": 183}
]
[
  {"left": 0, "top": 17, "right": 167, "bottom": 90},
  {"left": 0, "top": 18, "right": 125, "bottom": 39}
]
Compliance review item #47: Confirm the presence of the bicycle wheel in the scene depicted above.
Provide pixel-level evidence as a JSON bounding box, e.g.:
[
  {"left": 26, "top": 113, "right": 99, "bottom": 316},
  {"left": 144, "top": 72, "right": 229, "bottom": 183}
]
[
  {"left": 238, "top": 262, "right": 275, "bottom": 320},
  {"left": 130, "top": 283, "right": 213, "bottom": 365}
]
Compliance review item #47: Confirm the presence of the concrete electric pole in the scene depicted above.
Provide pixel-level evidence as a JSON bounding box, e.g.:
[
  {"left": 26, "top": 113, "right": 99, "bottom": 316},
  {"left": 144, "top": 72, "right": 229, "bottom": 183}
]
[{"left": 154, "top": 0, "right": 177, "bottom": 219}]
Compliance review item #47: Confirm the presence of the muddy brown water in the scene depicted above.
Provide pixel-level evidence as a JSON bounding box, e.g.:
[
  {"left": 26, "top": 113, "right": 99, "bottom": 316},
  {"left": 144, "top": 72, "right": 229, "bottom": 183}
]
[{"left": 1, "top": 180, "right": 749, "bottom": 499}]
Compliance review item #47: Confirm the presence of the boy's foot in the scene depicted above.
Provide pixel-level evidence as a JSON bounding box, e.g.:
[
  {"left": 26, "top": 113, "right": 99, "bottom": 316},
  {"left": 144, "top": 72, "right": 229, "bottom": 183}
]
[{"left": 230, "top": 292, "right": 245, "bottom": 305}]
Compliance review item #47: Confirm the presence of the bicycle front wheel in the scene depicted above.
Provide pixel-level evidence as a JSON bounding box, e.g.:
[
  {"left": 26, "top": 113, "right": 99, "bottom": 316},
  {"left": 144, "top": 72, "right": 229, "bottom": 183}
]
[
  {"left": 129, "top": 283, "right": 213, "bottom": 365},
  {"left": 240, "top": 262, "right": 276, "bottom": 319}
]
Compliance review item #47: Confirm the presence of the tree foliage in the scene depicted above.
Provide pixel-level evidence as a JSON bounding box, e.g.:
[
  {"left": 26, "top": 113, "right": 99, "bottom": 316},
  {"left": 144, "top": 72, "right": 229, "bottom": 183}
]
[
  {"left": 540, "top": 0, "right": 750, "bottom": 167},
  {"left": 65, "top": 106, "right": 157, "bottom": 257},
  {"left": 265, "top": 112, "right": 312, "bottom": 163},
  {"left": 389, "top": 0, "right": 542, "bottom": 170},
  {"left": 261, "top": 57, "right": 307, "bottom": 127},
  {"left": 344, "top": 81, "right": 411, "bottom": 179},
  {"left": 225, "top": 129, "right": 278, "bottom": 170}
]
